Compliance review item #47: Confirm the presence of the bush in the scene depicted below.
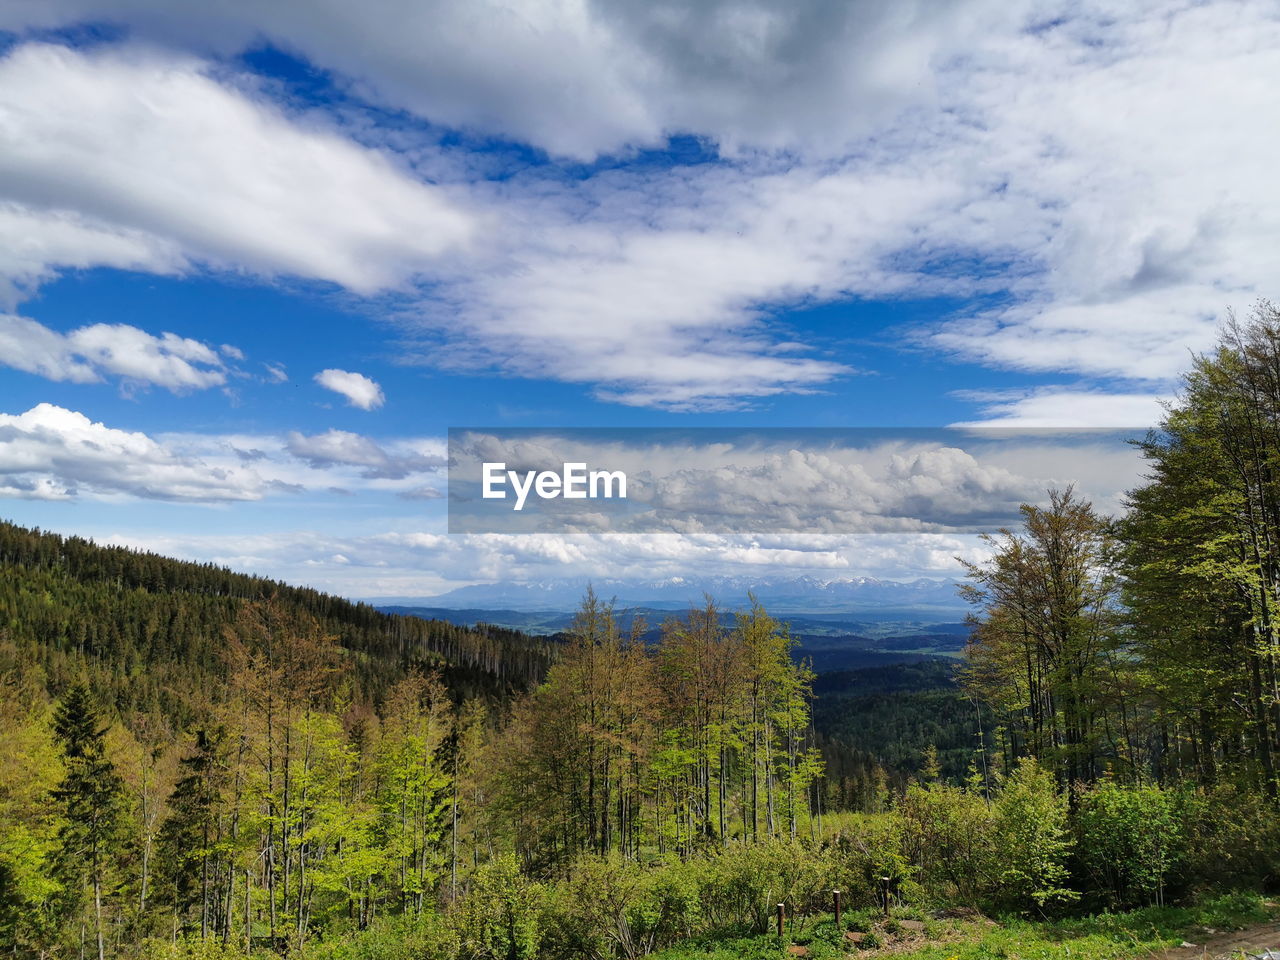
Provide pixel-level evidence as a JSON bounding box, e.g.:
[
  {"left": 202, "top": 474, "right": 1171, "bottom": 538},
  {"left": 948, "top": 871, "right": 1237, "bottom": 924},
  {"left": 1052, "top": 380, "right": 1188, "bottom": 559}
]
[
  {"left": 696, "top": 839, "right": 835, "bottom": 935},
  {"left": 546, "top": 854, "right": 701, "bottom": 960},
  {"left": 138, "top": 940, "right": 255, "bottom": 960},
  {"left": 1074, "top": 780, "right": 1182, "bottom": 908},
  {"left": 898, "top": 781, "right": 996, "bottom": 905},
  {"left": 299, "top": 914, "right": 459, "bottom": 960},
  {"left": 1177, "top": 782, "right": 1280, "bottom": 894},
  {"left": 991, "top": 759, "right": 1076, "bottom": 912},
  {"left": 820, "top": 811, "right": 915, "bottom": 909},
  {"left": 452, "top": 855, "right": 547, "bottom": 960}
]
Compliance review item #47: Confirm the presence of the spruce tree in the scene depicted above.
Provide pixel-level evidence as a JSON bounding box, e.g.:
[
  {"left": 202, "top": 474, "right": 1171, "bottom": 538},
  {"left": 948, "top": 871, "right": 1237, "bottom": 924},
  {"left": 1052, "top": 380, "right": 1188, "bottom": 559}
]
[
  {"left": 51, "top": 683, "right": 124, "bottom": 960},
  {"left": 157, "top": 729, "right": 221, "bottom": 938}
]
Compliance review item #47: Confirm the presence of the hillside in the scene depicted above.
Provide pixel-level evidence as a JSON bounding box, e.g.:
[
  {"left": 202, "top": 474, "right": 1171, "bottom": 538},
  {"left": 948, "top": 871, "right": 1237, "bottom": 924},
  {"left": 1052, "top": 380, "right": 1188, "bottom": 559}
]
[{"left": 0, "top": 520, "right": 556, "bottom": 729}]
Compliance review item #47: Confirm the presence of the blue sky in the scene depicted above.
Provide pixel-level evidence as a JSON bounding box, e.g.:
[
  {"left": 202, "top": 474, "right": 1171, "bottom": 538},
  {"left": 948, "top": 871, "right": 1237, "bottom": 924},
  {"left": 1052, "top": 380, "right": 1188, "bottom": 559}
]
[{"left": 0, "top": 1, "right": 1276, "bottom": 598}]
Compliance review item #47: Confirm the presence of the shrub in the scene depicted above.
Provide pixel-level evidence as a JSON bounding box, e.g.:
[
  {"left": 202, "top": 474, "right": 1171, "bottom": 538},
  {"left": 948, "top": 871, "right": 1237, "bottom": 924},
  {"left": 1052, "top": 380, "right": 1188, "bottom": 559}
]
[
  {"left": 1074, "top": 780, "right": 1181, "bottom": 907},
  {"left": 991, "top": 758, "right": 1076, "bottom": 912},
  {"left": 547, "top": 854, "right": 701, "bottom": 960},
  {"left": 696, "top": 839, "right": 835, "bottom": 935},
  {"left": 820, "top": 811, "right": 915, "bottom": 909},
  {"left": 452, "top": 855, "right": 547, "bottom": 960},
  {"left": 1176, "top": 782, "right": 1280, "bottom": 894},
  {"left": 138, "top": 940, "right": 254, "bottom": 960},
  {"left": 898, "top": 781, "right": 997, "bottom": 905},
  {"left": 299, "top": 914, "right": 459, "bottom": 960}
]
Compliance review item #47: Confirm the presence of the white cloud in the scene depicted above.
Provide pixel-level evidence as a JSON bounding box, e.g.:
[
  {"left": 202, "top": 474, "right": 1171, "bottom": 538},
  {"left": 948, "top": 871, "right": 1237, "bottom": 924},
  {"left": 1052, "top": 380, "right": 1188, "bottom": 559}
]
[
  {"left": 414, "top": 162, "right": 958, "bottom": 407},
  {"left": 313, "top": 369, "right": 385, "bottom": 410},
  {"left": 0, "top": 4, "right": 1275, "bottom": 410},
  {"left": 285, "top": 428, "right": 441, "bottom": 478},
  {"left": 0, "top": 409, "right": 449, "bottom": 504},
  {"left": 92, "top": 526, "right": 993, "bottom": 599},
  {"left": 385, "top": 0, "right": 1280, "bottom": 409},
  {"left": 0, "top": 403, "right": 267, "bottom": 501},
  {"left": 158, "top": 428, "right": 447, "bottom": 498},
  {"left": 0, "top": 314, "right": 230, "bottom": 390},
  {"left": 0, "top": 42, "right": 475, "bottom": 301},
  {"left": 0, "top": 201, "right": 184, "bottom": 304},
  {"left": 0, "top": 0, "right": 1012, "bottom": 160},
  {"left": 951, "top": 388, "right": 1167, "bottom": 428}
]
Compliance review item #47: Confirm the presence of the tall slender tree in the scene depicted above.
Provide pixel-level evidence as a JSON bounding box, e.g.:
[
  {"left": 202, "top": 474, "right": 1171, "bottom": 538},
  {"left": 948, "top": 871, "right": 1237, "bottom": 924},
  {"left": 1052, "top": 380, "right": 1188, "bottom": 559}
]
[{"left": 51, "top": 683, "right": 126, "bottom": 960}]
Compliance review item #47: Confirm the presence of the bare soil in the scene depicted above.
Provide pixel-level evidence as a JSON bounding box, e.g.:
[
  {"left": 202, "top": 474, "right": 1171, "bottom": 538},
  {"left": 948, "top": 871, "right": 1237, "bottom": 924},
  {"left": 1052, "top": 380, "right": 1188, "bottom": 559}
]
[{"left": 1153, "top": 919, "right": 1280, "bottom": 960}]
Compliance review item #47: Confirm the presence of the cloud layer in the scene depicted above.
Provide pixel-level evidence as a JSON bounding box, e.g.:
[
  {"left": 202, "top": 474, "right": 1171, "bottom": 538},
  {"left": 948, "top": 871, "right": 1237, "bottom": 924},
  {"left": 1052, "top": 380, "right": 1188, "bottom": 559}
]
[
  {"left": 0, "top": 403, "right": 263, "bottom": 501},
  {"left": 0, "top": 3, "right": 1276, "bottom": 414},
  {"left": 94, "top": 526, "right": 995, "bottom": 599}
]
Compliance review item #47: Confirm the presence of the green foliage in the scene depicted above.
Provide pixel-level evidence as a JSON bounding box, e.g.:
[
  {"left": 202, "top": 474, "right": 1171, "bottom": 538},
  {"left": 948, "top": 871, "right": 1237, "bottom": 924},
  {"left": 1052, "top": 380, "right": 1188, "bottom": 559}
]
[
  {"left": 298, "top": 914, "right": 460, "bottom": 960},
  {"left": 696, "top": 838, "right": 835, "bottom": 935},
  {"left": 452, "top": 855, "right": 546, "bottom": 960},
  {"left": 820, "top": 810, "right": 915, "bottom": 908},
  {"left": 547, "top": 854, "right": 701, "bottom": 960},
  {"left": 50, "top": 681, "right": 127, "bottom": 951},
  {"left": 1074, "top": 780, "right": 1182, "bottom": 908},
  {"left": 1177, "top": 782, "right": 1280, "bottom": 892},
  {"left": 898, "top": 780, "right": 995, "bottom": 905},
  {"left": 990, "top": 758, "right": 1075, "bottom": 911},
  {"left": 0, "top": 519, "right": 555, "bottom": 723}
]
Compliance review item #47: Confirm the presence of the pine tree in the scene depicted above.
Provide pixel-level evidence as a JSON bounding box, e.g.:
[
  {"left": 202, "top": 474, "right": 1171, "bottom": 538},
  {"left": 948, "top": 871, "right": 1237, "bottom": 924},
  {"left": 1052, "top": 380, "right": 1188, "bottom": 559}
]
[
  {"left": 157, "top": 729, "right": 222, "bottom": 938},
  {"left": 51, "top": 683, "right": 125, "bottom": 960}
]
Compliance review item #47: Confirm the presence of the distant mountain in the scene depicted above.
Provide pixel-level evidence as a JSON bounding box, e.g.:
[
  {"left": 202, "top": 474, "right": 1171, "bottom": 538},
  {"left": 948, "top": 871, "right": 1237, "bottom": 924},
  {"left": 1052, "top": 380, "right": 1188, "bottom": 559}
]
[{"left": 371, "top": 574, "right": 969, "bottom": 614}]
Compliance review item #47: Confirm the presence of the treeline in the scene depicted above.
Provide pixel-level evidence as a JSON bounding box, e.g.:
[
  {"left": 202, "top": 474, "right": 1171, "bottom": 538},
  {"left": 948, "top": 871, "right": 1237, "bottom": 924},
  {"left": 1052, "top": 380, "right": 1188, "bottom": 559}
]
[
  {"left": 0, "top": 584, "right": 825, "bottom": 959},
  {"left": 961, "top": 302, "right": 1280, "bottom": 797}
]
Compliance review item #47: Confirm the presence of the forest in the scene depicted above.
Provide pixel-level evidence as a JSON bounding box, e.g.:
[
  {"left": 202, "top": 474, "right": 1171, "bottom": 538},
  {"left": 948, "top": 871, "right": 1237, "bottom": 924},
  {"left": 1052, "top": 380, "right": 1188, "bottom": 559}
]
[{"left": 7, "top": 304, "right": 1280, "bottom": 959}]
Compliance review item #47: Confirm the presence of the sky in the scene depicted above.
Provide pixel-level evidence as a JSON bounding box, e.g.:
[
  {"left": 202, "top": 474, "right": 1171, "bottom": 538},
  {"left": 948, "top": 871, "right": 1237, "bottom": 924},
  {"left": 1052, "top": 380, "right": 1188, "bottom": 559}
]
[{"left": 0, "top": 0, "right": 1276, "bottom": 599}]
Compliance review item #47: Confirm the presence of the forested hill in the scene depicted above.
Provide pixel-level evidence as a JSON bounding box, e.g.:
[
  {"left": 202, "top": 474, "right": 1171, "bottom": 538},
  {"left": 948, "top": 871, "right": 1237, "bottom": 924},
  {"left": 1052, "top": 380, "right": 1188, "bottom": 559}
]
[{"left": 0, "top": 520, "right": 556, "bottom": 728}]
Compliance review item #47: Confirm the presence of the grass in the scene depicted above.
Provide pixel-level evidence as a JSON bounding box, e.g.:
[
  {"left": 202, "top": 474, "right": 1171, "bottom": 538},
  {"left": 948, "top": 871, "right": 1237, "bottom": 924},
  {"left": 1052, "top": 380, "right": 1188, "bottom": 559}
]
[{"left": 650, "top": 893, "right": 1274, "bottom": 960}]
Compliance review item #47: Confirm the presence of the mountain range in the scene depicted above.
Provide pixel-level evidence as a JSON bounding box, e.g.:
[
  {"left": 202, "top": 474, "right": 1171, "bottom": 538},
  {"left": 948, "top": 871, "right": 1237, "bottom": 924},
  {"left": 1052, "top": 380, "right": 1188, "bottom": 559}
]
[{"left": 369, "top": 574, "right": 969, "bottom": 614}]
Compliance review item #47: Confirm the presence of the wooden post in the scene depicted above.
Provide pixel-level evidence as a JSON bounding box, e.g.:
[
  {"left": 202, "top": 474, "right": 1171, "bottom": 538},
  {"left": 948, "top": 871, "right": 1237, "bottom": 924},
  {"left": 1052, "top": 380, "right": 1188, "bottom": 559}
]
[
  {"left": 776, "top": 902, "right": 785, "bottom": 939},
  {"left": 833, "top": 889, "right": 842, "bottom": 929},
  {"left": 879, "top": 876, "right": 891, "bottom": 915}
]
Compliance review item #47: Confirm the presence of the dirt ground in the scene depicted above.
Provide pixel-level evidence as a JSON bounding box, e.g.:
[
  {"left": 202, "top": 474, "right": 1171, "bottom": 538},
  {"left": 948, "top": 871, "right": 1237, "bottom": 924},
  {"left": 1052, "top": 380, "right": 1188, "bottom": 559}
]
[{"left": 1153, "top": 919, "right": 1280, "bottom": 959}]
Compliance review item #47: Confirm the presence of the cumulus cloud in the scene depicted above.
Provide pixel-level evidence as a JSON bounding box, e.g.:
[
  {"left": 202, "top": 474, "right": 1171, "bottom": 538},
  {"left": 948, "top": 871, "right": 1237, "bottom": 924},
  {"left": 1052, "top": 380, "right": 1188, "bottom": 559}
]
[
  {"left": 0, "top": 407, "right": 450, "bottom": 504},
  {"left": 0, "top": 403, "right": 266, "bottom": 500},
  {"left": 313, "top": 369, "right": 385, "bottom": 410},
  {"left": 0, "top": 42, "right": 475, "bottom": 301},
  {"left": 0, "top": 314, "right": 230, "bottom": 390}
]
